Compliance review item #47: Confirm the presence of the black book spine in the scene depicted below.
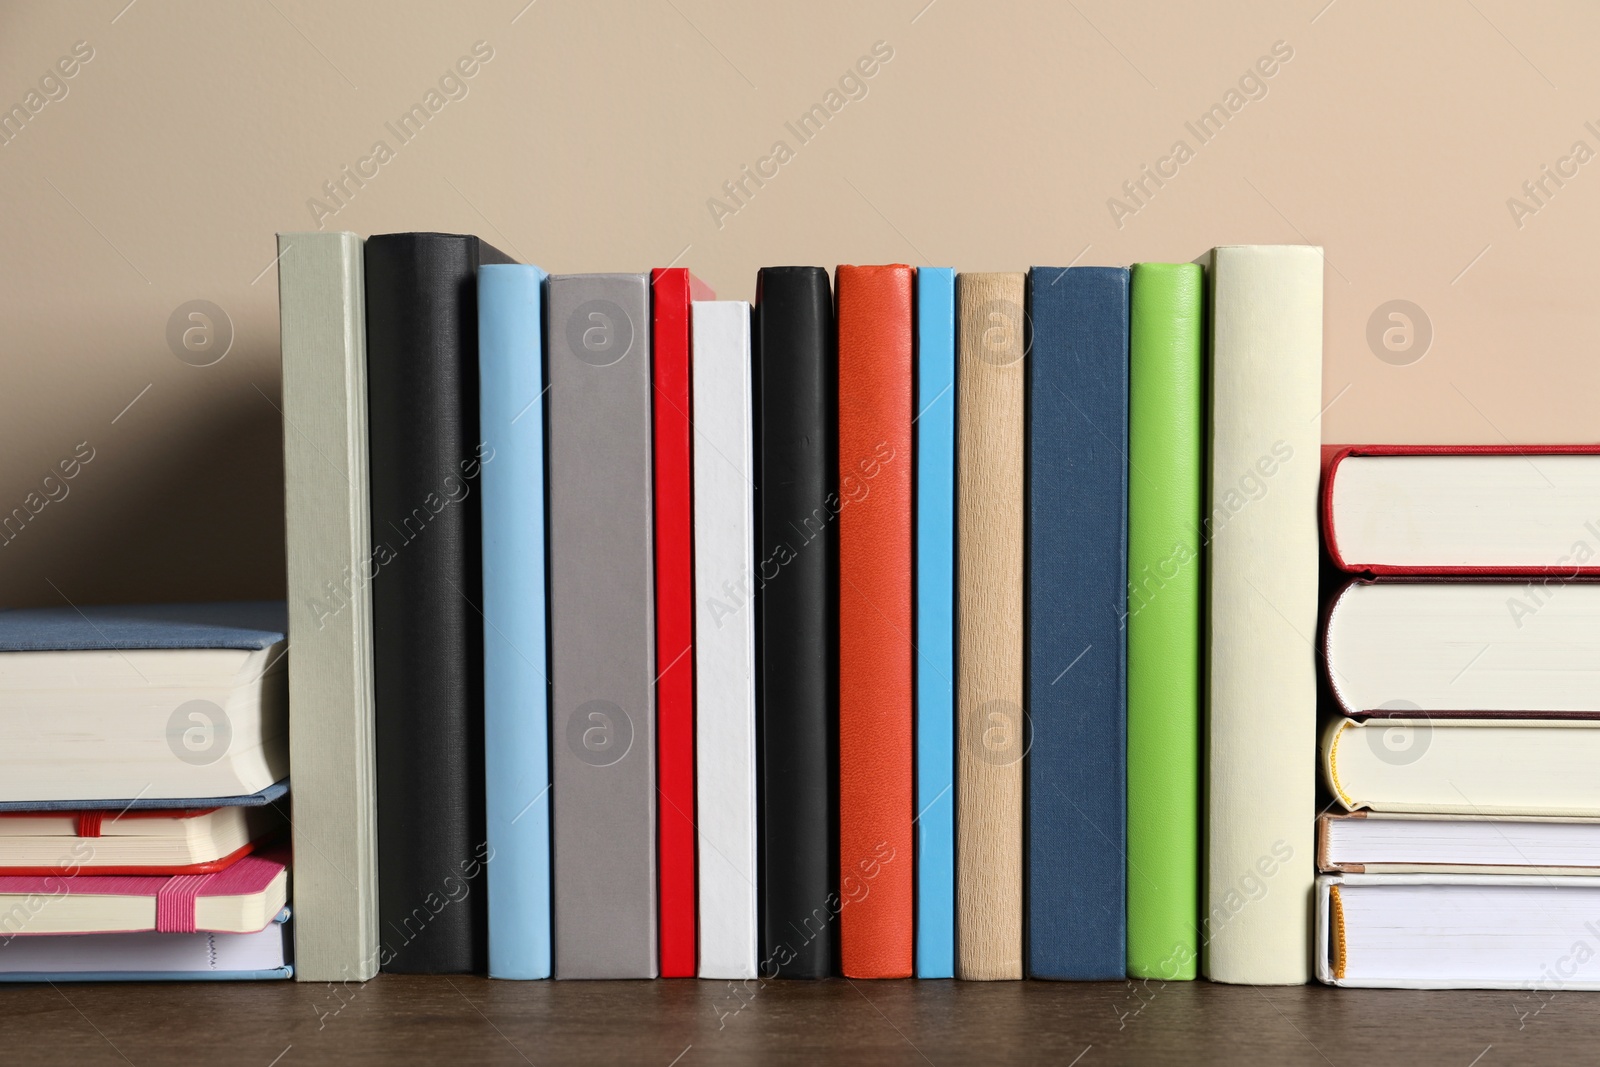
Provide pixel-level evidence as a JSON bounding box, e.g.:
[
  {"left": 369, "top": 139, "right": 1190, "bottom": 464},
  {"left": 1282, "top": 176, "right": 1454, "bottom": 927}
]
[
  {"left": 754, "top": 266, "right": 839, "bottom": 978},
  {"left": 364, "top": 233, "right": 500, "bottom": 973}
]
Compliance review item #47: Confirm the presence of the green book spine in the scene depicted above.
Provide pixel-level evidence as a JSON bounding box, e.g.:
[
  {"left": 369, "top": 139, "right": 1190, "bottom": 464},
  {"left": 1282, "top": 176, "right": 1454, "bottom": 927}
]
[{"left": 1125, "top": 262, "right": 1204, "bottom": 980}]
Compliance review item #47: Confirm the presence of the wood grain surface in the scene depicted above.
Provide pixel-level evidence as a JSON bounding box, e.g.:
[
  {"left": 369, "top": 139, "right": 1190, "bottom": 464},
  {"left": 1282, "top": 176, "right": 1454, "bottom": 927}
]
[
  {"left": 955, "top": 272, "right": 1026, "bottom": 981},
  {"left": 0, "top": 976, "right": 1582, "bottom": 1066}
]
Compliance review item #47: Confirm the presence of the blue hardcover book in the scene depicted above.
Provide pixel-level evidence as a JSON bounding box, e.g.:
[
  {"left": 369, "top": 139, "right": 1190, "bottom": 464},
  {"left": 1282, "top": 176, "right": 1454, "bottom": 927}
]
[
  {"left": 478, "top": 264, "right": 552, "bottom": 980},
  {"left": 0, "top": 780, "right": 288, "bottom": 812},
  {"left": 0, "top": 602, "right": 289, "bottom": 805},
  {"left": 1026, "top": 266, "right": 1130, "bottom": 980},
  {"left": 915, "top": 267, "right": 956, "bottom": 979},
  {"left": 0, "top": 601, "right": 285, "bottom": 651}
]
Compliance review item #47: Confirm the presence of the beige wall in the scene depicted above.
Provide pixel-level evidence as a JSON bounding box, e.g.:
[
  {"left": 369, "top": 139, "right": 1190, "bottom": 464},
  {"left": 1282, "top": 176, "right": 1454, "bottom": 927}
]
[{"left": 1, "top": 0, "right": 1595, "bottom": 607}]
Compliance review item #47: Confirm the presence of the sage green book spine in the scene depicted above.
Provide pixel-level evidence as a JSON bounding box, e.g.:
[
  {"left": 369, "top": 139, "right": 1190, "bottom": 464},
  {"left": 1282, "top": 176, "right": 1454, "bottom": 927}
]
[{"left": 1126, "top": 262, "right": 1203, "bottom": 979}]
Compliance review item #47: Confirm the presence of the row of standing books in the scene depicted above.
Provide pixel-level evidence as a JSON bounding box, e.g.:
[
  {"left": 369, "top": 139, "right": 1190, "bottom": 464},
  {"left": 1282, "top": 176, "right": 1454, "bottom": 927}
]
[{"left": 276, "top": 234, "right": 1326, "bottom": 981}]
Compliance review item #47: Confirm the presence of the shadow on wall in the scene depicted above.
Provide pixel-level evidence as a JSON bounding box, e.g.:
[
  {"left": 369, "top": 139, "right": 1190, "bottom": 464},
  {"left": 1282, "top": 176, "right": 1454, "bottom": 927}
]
[{"left": 0, "top": 349, "right": 286, "bottom": 610}]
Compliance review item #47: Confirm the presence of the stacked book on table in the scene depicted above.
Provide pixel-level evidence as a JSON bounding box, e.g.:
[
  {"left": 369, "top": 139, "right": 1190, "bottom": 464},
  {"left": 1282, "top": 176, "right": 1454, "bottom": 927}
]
[
  {"left": 0, "top": 603, "right": 293, "bottom": 980},
  {"left": 1317, "top": 446, "right": 1600, "bottom": 989}
]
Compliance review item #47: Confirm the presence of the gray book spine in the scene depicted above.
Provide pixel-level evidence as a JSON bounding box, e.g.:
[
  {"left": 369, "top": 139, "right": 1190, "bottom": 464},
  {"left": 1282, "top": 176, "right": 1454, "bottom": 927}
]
[
  {"left": 276, "top": 232, "right": 380, "bottom": 982},
  {"left": 547, "top": 273, "right": 658, "bottom": 978}
]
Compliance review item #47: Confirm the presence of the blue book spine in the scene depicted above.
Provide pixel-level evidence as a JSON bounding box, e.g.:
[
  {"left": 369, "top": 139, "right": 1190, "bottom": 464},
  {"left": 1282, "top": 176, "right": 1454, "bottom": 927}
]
[
  {"left": 479, "top": 264, "right": 552, "bottom": 979},
  {"left": 915, "top": 267, "right": 956, "bottom": 979},
  {"left": 1026, "top": 266, "right": 1130, "bottom": 979}
]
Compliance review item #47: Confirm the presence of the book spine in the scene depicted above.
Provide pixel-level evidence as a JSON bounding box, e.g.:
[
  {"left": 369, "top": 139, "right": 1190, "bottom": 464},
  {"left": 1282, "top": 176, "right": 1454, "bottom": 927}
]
[
  {"left": 364, "top": 233, "right": 489, "bottom": 974},
  {"left": 914, "top": 267, "right": 956, "bottom": 979},
  {"left": 955, "top": 272, "right": 1026, "bottom": 980},
  {"left": 652, "top": 267, "right": 698, "bottom": 978},
  {"left": 479, "top": 264, "right": 552, "bottom": 980},
  {"left": 1025, "top": 266, "right": 1130, "bottom": 980},
  {"left": 755, "top": 266, "right": 838, "bottom": 979},
  {"left": 1126, "top": 262, "right": 1203, "bottom": 981},
  {"left": 547, "top": 274, "right": 658, "bottom": 979},
  {"left": 692, "top": 300, "right": 758, "bottom": 980},
  {"left": 277, "top": 231, "right": 380, "bottom": 983},
  {"left": 836, "top": 264, "right": 915, "bottom": 978},
  {"left": 1204, "top": 245, "right": 1323, "bottom": 984}
]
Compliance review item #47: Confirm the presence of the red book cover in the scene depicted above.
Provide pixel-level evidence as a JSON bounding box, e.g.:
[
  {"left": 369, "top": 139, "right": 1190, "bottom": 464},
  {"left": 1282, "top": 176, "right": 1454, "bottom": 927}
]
[
  {"left": 1324, "top": 444, "right": 1600, "bottom": 576},
  {"left": 835, "top": 264, "right": 914, "bottom": 977},
  {"left": 651, "top": 266, "right": 713, "bottom": 977}
]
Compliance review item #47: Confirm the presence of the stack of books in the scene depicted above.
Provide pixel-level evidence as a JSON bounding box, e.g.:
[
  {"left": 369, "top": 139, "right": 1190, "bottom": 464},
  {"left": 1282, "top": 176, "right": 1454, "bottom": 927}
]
[
  {"left": 0, "top": 603, "right": 292, "bottom": 980},
  {"left": 1318, "top": 446, "right": 1600, "bottom": 989},
  {"left": 277, "top": 234, "right": 1327, "bottom": 983}
]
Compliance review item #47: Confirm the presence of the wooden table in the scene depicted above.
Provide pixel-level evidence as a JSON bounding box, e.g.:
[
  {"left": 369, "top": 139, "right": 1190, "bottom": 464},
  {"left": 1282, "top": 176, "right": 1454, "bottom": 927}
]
[{"left": 0, "top": 976, "right": 1582, "bottom": 1065}]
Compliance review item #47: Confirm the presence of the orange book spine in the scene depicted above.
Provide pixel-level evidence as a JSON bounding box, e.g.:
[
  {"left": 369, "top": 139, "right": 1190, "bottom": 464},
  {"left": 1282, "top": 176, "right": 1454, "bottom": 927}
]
[{"left": 836, "top": 264, "right": 915, "bottom": 977}]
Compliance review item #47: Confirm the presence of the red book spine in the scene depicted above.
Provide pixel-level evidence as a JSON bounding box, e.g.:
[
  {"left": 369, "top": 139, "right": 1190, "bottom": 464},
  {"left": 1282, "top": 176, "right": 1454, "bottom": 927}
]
[
  {"left": 836, "top": 264, "right": 915, "bottom": 977},
  {"left": 652, "top": 267, "right": 710, "bottom": 976}
]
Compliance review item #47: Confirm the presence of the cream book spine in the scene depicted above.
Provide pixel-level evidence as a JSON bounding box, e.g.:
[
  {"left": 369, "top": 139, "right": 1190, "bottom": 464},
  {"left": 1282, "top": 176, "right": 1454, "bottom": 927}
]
[{"left": 1203, "top": 245, "right": 1323, "bottom": 985}]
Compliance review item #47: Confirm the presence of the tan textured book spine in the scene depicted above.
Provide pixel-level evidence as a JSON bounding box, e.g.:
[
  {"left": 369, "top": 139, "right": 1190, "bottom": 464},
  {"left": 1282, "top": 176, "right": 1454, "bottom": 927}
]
[{"left": 955, "top": 272, "right": 1025, "bottom": 980}]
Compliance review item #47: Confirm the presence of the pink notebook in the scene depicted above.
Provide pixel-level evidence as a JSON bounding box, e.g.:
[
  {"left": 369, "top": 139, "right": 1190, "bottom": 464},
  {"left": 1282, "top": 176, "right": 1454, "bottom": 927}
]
[{"left": 0, "top": 848, "right": 287, "bottom": 935}]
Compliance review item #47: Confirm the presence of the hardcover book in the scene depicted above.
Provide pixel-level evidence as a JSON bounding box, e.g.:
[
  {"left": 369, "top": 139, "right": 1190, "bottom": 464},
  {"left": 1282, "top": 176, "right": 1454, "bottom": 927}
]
[
  {"left": 0, "top": 805, "right": 280, "bottom": 875},
  {"left": 1318, "top": 873, "right": 1600, "bottom": 988},
  {"left": 1026, "top": 265, "right": 1129, "bottom": 980},
  {"left": 653, "top": 266, "right": 714, "bottom": 978},
  {"left": 0, "top": 849, "right": 287, "bottom": 935},
  {"left": 1326, "top": 579, "right": 1600, "bottom": 716},
  {"left": 955, "top": 272, "right": 1026, "bottom": 981},
  {"left": 836, "top": 264, "right": 915, "bottom": 979},
  {"left": 478, "top": 263, "right": 552, "bottom": 980},
  {"left": 0, "top": 602, "right": 287, "bottom": 804},
  {"left": 754, "top": 267, "right": 838, "bottom": 979},
  {"left": 1325, "top": 445, "right": 1600, "bottom": 574},
  {"left": 914, "top": 267, "right": 956, "bottom": 979},
  {"left": 692, "top": 299, "right": 759, "bottom": 980},
  {"left": 1323, "top": 716, "right": 1600, "bottom": 815},
  {"left": 1202, "top": 245, "right": 1322, "bottom": 985},
  {"left": 365, "top": 232, "right": 509, "bottom": 973},
  {"left": 1125, "top": 262, "right": 1204, "bottom": 981},
  {"left": 0, "top": 912, "right": 291, "bottom": 981},
  {"left": 547, "top": 273, "right": 658, "bottom": 979},
  {"left": 277, "top": 230, "right": 380, "bottom": 983},
  {"left": 1319, "top": 811, "right": 1600, "bottom": 875}
]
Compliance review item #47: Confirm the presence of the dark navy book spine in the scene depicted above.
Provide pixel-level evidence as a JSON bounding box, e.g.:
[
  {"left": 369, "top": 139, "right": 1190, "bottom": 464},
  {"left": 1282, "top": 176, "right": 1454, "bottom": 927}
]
[{"left": 1025, "top": 266, "right": 1130, "bottom": 980}]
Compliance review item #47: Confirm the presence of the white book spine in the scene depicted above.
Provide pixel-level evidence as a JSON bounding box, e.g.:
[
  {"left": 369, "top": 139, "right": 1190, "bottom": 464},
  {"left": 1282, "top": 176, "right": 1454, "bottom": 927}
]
[
  {"left": 1203, "top": 245, "right": 1323, "bottom": 984},
  {"left": 692, "top": 300, "right": 758, "bottom": 979}
]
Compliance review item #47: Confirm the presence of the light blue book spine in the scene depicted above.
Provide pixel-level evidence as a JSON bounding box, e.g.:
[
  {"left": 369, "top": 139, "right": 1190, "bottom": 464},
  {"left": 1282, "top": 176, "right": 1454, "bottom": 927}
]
[
  {"left": 915, "top": 267, "right": 956, "bottom": 978},
  {"left": 479, "top": 263, "right": 552, "bottom": 979}
]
